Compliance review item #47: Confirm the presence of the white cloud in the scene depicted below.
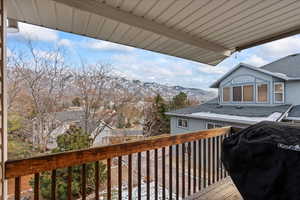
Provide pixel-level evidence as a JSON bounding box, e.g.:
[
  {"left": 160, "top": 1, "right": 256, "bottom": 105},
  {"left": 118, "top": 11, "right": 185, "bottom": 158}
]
[
  {"left": 197, "top": 64, "right": 229, "bottom": 75},
  {"left": 84, "top": 40, "right": 134, "bottom": 52},
  {"left": 259, "top": 36, "right": 300, "bottom": 58},
  {"left": 11, "top": 23, "right": 59, "bottom": 42},
  {"left": 243, "top": 55, "right": 268, "bottom": 66},
  {"left": 58, "top": 39, "right": 72, "bottom": 47}
]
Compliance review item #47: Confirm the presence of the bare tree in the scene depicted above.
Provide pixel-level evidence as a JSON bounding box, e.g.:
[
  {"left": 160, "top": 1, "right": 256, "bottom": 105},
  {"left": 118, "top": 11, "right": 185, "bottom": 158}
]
[
  {"left": 10, "top": 39, "right": 71, "bottom": 151},
  {"left": 73, "top": 61, "right": 117, "bottom": 142},
  {"left": 7, "top": 50, "right": 24, "bottom": 112}
]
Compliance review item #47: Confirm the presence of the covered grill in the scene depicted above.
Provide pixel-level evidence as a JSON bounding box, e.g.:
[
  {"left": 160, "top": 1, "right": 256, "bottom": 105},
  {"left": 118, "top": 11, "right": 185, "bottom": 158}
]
[{"left": 222, "top": 121, "right": 300, "bottom": 200}]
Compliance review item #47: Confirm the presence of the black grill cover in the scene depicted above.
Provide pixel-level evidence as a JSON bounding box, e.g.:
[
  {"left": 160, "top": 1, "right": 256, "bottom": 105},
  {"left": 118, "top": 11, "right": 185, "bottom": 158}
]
[{"left": 222, "top": 121, "right": 300, "bottom": 200}]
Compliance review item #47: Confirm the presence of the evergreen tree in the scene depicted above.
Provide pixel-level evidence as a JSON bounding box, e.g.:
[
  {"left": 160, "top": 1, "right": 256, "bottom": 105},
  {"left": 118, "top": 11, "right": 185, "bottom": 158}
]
[
  {"left": 143, "top": 94, "right": 170, "bottom": 136},
  {"left": 72, "top": 97, "right": 81, "bottom": 107},
  {"left": 171, "top": 92, "right": 188, "bottom": 109},
  {"left": 35, "top": 126, "right": 107, "bottom": 199}
]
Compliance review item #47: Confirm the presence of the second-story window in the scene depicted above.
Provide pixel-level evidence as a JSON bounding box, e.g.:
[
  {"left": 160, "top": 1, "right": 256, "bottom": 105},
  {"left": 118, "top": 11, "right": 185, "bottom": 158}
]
[
  {"left": 177, "top": 118, "right": 188, "bottom": 128},
  {"left": 233, "top": 86, "right": 242, "bottom": 102},
  {"left": 243, "top": 85, "right": 254, "bottom": 102},
  {"left": 223, "top": 87, "right": 230, "bottom": 102},
  {"left": 257, "top": 83, "right": 268, "bottom": 103},
  {"left": 274, "top": 82, "right": 284, "bottom": 103}
]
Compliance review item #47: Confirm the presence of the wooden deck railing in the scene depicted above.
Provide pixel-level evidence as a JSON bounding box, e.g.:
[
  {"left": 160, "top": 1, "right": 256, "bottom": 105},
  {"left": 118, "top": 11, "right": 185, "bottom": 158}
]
[{"left": 5, "top": 127, "right": 234, "bottom": 200}]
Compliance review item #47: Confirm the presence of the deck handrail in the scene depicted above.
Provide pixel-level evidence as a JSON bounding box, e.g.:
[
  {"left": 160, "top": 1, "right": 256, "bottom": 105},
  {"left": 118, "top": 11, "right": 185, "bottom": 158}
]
[{"left": 5, "top": 127, "right": 231, "bottom": 179}]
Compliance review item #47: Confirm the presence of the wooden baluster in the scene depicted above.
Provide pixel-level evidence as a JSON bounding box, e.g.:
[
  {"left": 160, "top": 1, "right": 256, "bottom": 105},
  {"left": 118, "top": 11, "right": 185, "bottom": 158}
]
[
  {"left": 162, "top": 147, "right": 166, "bottom": 200},
  {"left": 203, "top": 139, "right": 207, "bottom": 188},
  {"left": 216, "top": 136, "right": 220, "bottom": 182},
  {"left": 67, "top": 167, "right": 72, "bottom": 200},
  {"left": 118, "top": 156, "right": 122, "bottom": 200},
  {"left": 225, "top": 134, "right": 229, "bottom": 177},
  {"left": 208, "top": 138, "right": 211, "bottom": 186},
  {"left": 193, "top": 141, "right": 197, "bottom": 193},
  {"left": 176, "top": 144, "right": 179, "bottom": 200},
  {"left": 128, "top": 154, "right": 132, "bottom": 200},
  {"left": 169, "top": 146, "right": 172, "bottom": 200},
  {"left": 34, "top": 173, "right": 39, "bottom": 200},
  {"left": 95, "top": 162, "right": 99, "bottom": 200},
  {"left": 51, "top": 170, "right": 56, "bottom": 200},
  {"left": 221, "top": 135, "right": 225, "bottom": 179},
  {"left": 155, "top": 149, "right": 158, "bottom": 200},
  {"left": 15, "top": 176, "right": 21, "bottom": 200},
  {"left": 138, "top": 152, "right": 141, "bottom": 200},
  {"left": 82, "top": 164, "right": 86, "bottom": 200},
  {"left": 198, "top": 140, "right": 202, "bottom": 191},
  {"left": 147, "top": 151, "right": 150, "bottom": 200},
  {"left": 107, "top": 159, "right": 111, "bottom": 200},
  {"left": 182, "top": 143, "right": 185, "bottom": 199},
  {"left": 212, "top": 137, "right": 216, "bottom": 184},
  {"left": 188, "top": 142, "right": 191, "bottom": 196}
]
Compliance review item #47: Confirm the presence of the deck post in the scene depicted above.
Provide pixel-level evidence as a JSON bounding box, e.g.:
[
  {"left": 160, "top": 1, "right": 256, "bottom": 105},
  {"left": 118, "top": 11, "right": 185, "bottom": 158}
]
[{"left": 0, "top": 0, "right": 7, "bottom": 199}]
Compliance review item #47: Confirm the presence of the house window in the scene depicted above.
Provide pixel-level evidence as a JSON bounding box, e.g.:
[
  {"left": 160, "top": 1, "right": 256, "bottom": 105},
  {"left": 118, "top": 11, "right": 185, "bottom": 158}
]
[
  {"left": 233, "top": 86, "right": 242, "bottom": 102},
  {"left": 177, "top": 118, "right": 188, "bottom": 128},
  {"left": 223, "top": 87, "right": 230, "bottom": 102},
  {"left": 257, "top": 84, "right": 268, "bottom": 102},
  {"left": 243, "top": 85, "right": 254, "bottom": 102},
  {"left": 207, "top": 122, "right": 223, "bottom": 129},
  {"left": 274, "top": 82, "right": 284, "bottom": 103}
]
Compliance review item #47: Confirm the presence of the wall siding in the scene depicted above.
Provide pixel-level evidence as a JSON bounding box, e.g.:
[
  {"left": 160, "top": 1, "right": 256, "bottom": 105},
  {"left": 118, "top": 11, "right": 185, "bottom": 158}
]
[
  {"left": 285, "top": 81, "right": 300, "bottom": 105},
  {"left": 170, "top": 116, "right": 247, "bottom": 134}
]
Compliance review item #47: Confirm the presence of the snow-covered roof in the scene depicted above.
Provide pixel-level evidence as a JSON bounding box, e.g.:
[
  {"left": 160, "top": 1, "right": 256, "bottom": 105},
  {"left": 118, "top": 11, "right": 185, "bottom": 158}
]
[
  {"left": 166, "top": 103, "right": 292, "bottom": 125},
  {"left": 189, "top": 112, "right": 282, "bottom": 125}
]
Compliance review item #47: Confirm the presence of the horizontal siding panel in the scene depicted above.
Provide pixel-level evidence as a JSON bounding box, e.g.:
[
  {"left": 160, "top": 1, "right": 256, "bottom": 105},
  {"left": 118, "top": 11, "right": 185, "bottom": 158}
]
[
  {"left": 201, "top": 0, "right": 295, "bottom": 38},
  {"left": 154, "top": 0, "right": 193, "bottom": 24},
  {"left": 15, "top": 0, "right": 38, "bottom": 24},
  {"left": 55, "top": 2, "right": 73, "bottom": 32},
  {"left": 174, "top": 0, "right": 227, "bottom": 31},
  {"left": 190, "top": 0, "right": 262, "bottom": 36},
  {"left": 144, "top": 0, "right": 175, "bottom": 21},
  {"left": 165, "top": 0, "right": 211, "bottom": 28},
  {"left": 220, "top": 10, "right": 300, "bottom": 46},
  {"left": 208, "top": 0, "right": 300, "bottom": 42},
  {"left": 184, "top": 0, "right": 245, "bottom": 33},
  {"left": 35, "top": 0, "right": 57, "bottom": 28}
]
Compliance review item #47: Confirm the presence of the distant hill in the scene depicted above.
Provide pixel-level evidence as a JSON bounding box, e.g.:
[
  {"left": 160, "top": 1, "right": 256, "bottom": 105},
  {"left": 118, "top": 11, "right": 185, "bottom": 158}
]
[{"left": 110, "top": 77, "right": 217, "bottom": 102}]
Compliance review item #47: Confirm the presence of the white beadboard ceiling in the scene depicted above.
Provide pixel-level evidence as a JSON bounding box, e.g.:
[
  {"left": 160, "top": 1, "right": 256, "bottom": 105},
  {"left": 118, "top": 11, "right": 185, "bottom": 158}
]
[{"left": 7, "top": 0, "right": 300, "bottom": 65}]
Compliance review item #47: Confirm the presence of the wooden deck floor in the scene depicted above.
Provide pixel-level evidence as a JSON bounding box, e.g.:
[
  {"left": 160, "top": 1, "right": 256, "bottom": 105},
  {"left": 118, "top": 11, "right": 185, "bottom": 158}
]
[{"left": 186, "top": 178, "right": 243, "bottom": 200}]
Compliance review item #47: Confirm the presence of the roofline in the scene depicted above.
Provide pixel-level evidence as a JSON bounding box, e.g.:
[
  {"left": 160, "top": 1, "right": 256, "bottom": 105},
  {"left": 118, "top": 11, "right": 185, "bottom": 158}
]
[
  {"left": 166, "top": 112, "right": 258, "bottom": 125},
  {"left": 210, "top": 62, "right": 292, "bottom": 88}
]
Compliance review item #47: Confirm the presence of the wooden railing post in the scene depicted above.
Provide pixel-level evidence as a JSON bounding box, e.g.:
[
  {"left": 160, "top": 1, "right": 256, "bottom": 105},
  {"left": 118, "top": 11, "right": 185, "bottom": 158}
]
[{"left": 0, "top": 0, "right": 7, "bottom": 199}]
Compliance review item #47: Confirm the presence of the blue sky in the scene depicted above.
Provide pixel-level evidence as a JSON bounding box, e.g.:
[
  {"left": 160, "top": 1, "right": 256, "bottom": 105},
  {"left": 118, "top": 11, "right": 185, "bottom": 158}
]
[{"left": 7, "top": 23, "right": 300, "bottom": 91}]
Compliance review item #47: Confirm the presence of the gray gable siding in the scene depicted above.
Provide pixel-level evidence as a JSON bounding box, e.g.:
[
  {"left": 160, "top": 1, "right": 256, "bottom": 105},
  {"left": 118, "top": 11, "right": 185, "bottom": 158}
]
[
  {"left": 170, "top": 116, "right": 247, "bottom": 134},
  {"left": 219, "top": 66, "right": 285, "bottom": 106},
  {"left": 285, "top": 80, "right": 300, "bottom": 105}
]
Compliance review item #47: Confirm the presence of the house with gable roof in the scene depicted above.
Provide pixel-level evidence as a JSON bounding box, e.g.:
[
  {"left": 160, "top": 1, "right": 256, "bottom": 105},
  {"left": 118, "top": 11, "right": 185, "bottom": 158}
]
[{"left": 167, "top": 54, "right": 300, "bottom": 134}]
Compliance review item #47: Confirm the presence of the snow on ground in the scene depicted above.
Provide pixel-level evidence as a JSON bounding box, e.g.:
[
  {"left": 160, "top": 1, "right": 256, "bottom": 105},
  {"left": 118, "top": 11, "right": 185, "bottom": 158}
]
[{"left": 88, "top": 182, "right": 182, "bottom": 200}]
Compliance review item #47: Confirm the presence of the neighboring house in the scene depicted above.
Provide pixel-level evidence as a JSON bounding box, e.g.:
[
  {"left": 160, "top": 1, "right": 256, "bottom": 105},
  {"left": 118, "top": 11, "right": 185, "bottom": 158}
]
[
  {"left": 32, "top": 110, "right": 113, "bottom": 149},
  {"left": 167, "top": 54, "right": 300, "bottom": 134}
]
